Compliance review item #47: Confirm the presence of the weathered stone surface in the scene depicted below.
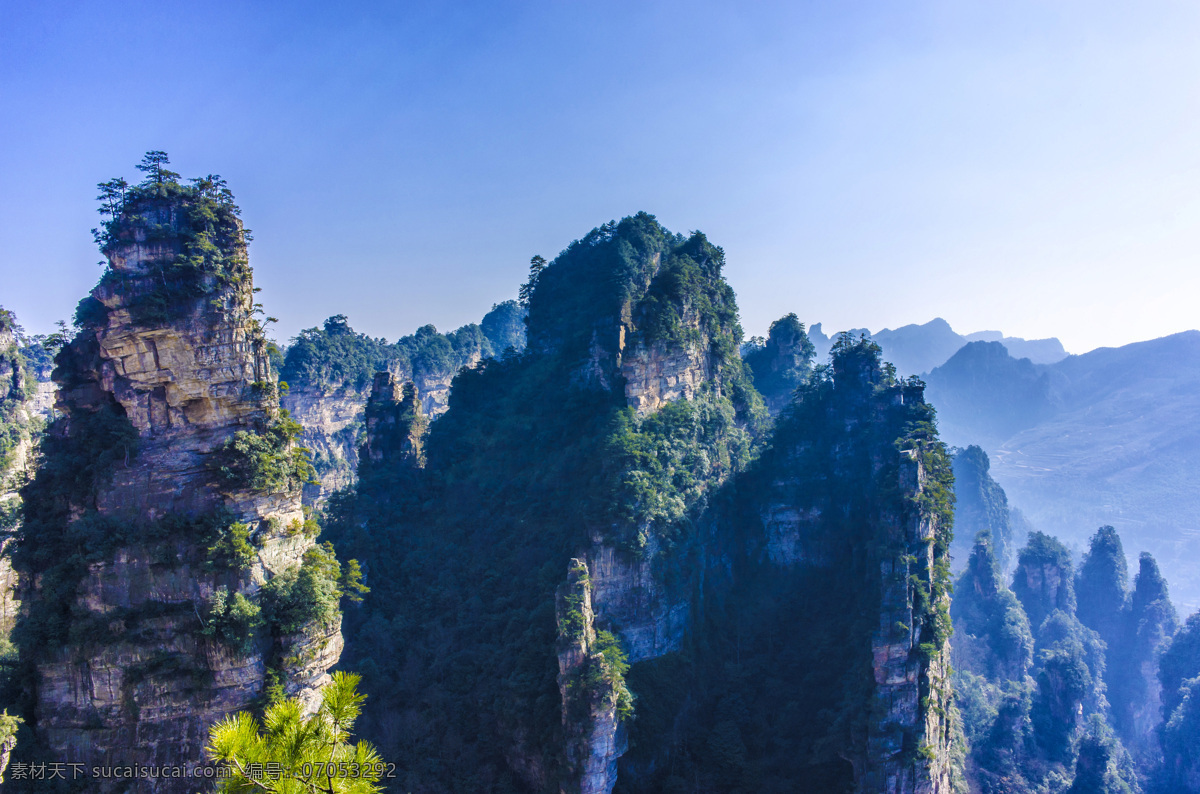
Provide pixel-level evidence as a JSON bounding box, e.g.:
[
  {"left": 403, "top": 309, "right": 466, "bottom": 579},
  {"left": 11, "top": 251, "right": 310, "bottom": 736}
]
[
  {"left": 361, "top": 372, "right": 426, "bottom": 468},
  {"left": 556, "top": 560, "right": 629, "bottom": 794},
  {"left": 621, "top": 341, "right": 713, "bottom": 416},
  {"left": 26, "top": 201, "right": 342, "bottom": 790},
  {"left": 584, "top": 538, "right": 687, "bottom": 665},
  {"left": 553, "top": 258, "right": 732, "bottom": 790},
  {"left": 757, "top": 388, "right": 956, "bottom": 793},
  {"left": 283, "top": 385, "right": 367, "bottom": 505},
  {"left": 0, "top": 323, "right": 34, "bottom": 648},
  {"left": 862, "top": 450, "right": 955, "bottom": 794},
  {"left": 283, "top": 359, "right": 471, "bottom": 508}
]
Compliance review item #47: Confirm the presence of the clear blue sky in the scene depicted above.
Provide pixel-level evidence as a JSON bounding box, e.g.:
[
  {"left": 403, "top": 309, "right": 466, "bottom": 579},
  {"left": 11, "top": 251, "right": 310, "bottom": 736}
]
[{"left": 3, "top": 0, "right": 1198, "bottom": 353}]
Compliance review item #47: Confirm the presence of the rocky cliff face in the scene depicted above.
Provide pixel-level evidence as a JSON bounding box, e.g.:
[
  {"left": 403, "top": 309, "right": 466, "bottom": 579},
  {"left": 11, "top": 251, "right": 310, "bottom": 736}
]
[
  {"left": 0, "top": 319, "right": 36, "bottom": 656},
  {"left": 283, "top": 385, "right": 368, "bottom": 505},
  {"left": 1, "top": 322, "right": 37, "bottom": 506},
  {"left": 361, "top": 372, "right": 426, "bottom": 468},
  {"left": 542, "top": 229, "right": 752, "bottom": 793},
  {"left": 864, "top": 449, "right": 955, "bottom": 794},
  {"left": 13, "top": 177, "right": 343, "bottom": 789},
  {"left": 737, "top": 341, "right": 958, "bottom": 794},
  {"left": 556, "top": 560, "right": 629, "bottom": 794},
  {"left": 282, "top": 328, "right": 494, "bottom": 507}
]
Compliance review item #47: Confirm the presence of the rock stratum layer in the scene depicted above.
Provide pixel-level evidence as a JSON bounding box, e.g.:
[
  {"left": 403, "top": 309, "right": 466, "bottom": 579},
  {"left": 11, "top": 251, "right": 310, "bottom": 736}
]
[{"left": 10, "top": 176, "right": 343, "bottom": 790}]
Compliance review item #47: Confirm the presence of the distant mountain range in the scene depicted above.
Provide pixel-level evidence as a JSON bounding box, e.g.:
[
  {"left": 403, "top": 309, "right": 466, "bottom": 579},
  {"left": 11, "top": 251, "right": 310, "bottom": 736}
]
[
  {"left": 804, "top": 318, "right": 1200, "bottom": 609},
  {"left": 807, "top": 317, "right": 1068, "bottom": 376},
  {"left": 924, "top": 331, "right": 1200, "bottom": 610}
]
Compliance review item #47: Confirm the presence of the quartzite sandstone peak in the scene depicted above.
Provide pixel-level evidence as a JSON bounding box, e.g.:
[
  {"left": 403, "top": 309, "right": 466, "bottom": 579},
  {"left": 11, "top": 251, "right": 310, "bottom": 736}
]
[{"left": 12, "top": 170, "right": 342, "bottom": 790}]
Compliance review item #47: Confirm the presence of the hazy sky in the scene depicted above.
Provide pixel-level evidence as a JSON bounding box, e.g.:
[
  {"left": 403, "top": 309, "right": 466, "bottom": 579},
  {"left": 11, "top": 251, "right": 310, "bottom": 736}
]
[{"left": 2, "top": 0, "right": 1198, "bottom": 354}]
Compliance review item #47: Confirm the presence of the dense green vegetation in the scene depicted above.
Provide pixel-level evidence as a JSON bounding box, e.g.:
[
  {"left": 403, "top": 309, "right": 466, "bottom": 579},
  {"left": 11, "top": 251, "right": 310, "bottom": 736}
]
[
  {"left": 951, "top": 532, "right": 1033, "bottom": 686},
  {"left": 0, "top": 159, "right": 376, "bottom": 791},
  {"left": 741, "top": 313, "right": 815, "bottom": 407},
  {"left": 948, "top": 452, "right": 1187, "bottom": 793},
  {"left": 952, "top": 445, "right": 1016, "bottom": 571},
  {"left": 280, "top": 302, "right": 526, "bottom": 395},
  {"left": 0, "top": 308, "right": 48, "bottom": 484},
  {"left": 324, "top": 214, "right": 763, "bottom": 792},
  {"left": 617, "top": 335, "right": 954, "bottom": 793},
  {"left": 1076, "top": 526, "right": 1131, "bottom": 646},
  {"left": 89, "top": 152, "right": 254, "bottom": 327},
  {"left": 211, "top": 413, "right": 315, "bottom": 493}
]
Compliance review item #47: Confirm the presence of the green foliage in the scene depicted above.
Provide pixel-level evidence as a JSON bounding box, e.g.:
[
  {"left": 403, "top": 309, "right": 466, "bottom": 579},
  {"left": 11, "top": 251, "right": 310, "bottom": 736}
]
[
  {"left": 212, "top": 413, "right": 314, "bottom": 493},
  {"left": 742, "top": 313, "right": 816, "bottom": 405},
  {"left": 608, "top": 392, "right": 753, "bottom": 554},
  {"left": 263, "top": 542, "right": 351, "bottom": 634},
  {"left": 953, "top": 523, "right": 1158, "bottom": 793},
  {"left": 581, "top": 630, "right": 634, "bottom": 721},
  {"left": 1012, "top": 531, "right": 1076, "bottom": 631},
  {"left": 951, "top": 531, "right": 1034, "bottom": 683},
  {"left": 324, "top": 213, "right": 766, "bottom": 791},
  {"left": 280, "top": 314, "right": 502, "bottom": 395},
  {"left": 1159, "top": 675, "right": 1200, "bottom": 792},
  {"left": 202, "top": 586, "right": 265, "bottom": 655},
  {"left": 206, "top": 671, "right": 384, "bottom": 793},
  {"left": 206, "top": 521, "right": 258, "bottom": 570},
  {"left": 616, "top": 335, "right": 952, "bottom": 792},
  {"left": 0, "top": 709, "right": 22, "bottom": 744},
  {"left": 480, "top": 299, "right": 527, "bottom": 354},
  {"left": 951, "top": 445, "right": 1014, "bottom": 570},
  {"left": 91, "top": 153, "right": 252, "bottom": 327},
  {"left": 632, "top": 231, "right": 743, "bottom": 361},
  {"left": 1076, "top": 526, "right": 1130, "bottom": 644},
  {"left": 1066, "top": 716, "right": 1138, "bottom": 794},
  {"left": 518, "top": 255, "right": 546, "bottom": 308},
  {"left": 1159, "top": 611, "right": 1200, "bottom": 720}
]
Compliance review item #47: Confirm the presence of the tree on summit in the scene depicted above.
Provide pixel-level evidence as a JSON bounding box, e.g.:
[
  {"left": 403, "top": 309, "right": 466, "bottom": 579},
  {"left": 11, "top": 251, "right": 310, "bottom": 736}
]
[
  {"left": 135, "top": 150, "right": 181, "bottom": 186},
  {"left": 518, "top": 255, "right": 547, "bottom": 307}
]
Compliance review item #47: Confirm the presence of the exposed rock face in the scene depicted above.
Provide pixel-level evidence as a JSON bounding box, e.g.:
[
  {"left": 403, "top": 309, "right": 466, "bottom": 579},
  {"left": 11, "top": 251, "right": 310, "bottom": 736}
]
[
  {"left": 1012, "top": 532, "right": 1075, "bottom": 632},
  {"left": 749, "top": 348, "right": 957, "bottom": 794},
  {"left": 556, "top": 560, "right": 628, "bottom": 794},
  {"left": 582, "top": 538, "right": 687, "bottom": 664},
  {"left": 621, "top": 341, "right": 713, "bottom": 416},
  {"left": 864, "top": 450, "right": 955, "bottom": 794},
  {"left": 742, "top": 313, "right": 815, "bottom": 415},
  {"left": 19, "top": 185, "right": 342, "bottom": 789},
  {"left": 283, "top": 358, "right": 477, "bottom": 507},
  {"left": 0, "top": 321, "right": 36, "bottom": 650},
  {"left": 0, "top": 324, "right": 37, "bottom": 502},
  {"left": 361, "top": 372, "right": 426, "bottom": 468},
  {"left": 283, "top": 385, "right": 367, "bottom": 505},
  {"left": 547, "top": 242, "right": 741, "bottom": 791}
]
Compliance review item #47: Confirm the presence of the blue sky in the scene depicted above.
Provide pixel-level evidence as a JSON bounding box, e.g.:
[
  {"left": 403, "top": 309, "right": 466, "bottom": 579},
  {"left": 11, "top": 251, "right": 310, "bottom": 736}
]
[{"left": 2, "top": 0, "right": 1198, "bottom": 353}]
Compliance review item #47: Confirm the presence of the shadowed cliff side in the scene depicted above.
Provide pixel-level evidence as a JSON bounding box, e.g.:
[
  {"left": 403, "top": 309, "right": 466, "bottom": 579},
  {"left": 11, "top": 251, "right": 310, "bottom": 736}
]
[
  {"left": 620, "top": 335, "right": 959, "bottom": 794},
  {"left": 325, "top": 213, "right": 765, "bottom": 793}
]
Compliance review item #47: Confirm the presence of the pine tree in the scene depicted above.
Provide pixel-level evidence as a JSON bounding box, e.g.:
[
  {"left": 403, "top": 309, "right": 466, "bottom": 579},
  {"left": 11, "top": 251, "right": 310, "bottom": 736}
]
[{"left": 206, "top": 672, "right": 384, "bottom": 793}]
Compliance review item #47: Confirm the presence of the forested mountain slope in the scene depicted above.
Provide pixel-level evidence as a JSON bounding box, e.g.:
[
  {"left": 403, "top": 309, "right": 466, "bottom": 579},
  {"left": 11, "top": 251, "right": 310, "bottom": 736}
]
[
  {"left": 327, "top": 215, "right": 959, "bottom": 794},
  {"left": 279, "top": 302, "right": 524, "bottom": 505}
]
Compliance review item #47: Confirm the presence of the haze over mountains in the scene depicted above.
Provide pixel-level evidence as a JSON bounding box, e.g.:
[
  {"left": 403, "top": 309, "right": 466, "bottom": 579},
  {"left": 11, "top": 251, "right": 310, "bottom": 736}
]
[
  {"left": 804, "top": 316, "right": 1200, "bottom": 609},
  {"left": 807, "top": 317, "right": 1069, "bottom": 377},
  {"left": 927, "top": 332, "right": 1200, "bottom": 610}
]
